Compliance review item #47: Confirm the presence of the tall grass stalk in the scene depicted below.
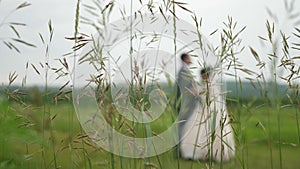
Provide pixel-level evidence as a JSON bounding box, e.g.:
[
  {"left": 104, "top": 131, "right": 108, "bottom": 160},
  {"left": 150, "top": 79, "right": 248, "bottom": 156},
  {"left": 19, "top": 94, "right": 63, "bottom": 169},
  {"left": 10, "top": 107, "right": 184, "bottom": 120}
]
[
  {"left": 267, "top": 20, "right": 283, "bottom": 169},
  {"left": 267, "top": 100, "right": 274, "bottom": 169},
  {"left": 129, "top": 0, "right": 135, "bottom": 168},
  {"left": 171, "top": 1, "right": 180, "bottom": 169},
  {"left": 170, "top": 1, "right": 181, "bottom": 169},
  {"left": 296, "top": 99, "right": 300, "bottom": 143},
  {"left": 291, "top": 27, "right": 300, "bottom": 144},
  {"left": 220, "top": 16, "right": 247, "bottom": 169},
  {"left": 73, "top": 0, "right": 90, "bottom": 168}
]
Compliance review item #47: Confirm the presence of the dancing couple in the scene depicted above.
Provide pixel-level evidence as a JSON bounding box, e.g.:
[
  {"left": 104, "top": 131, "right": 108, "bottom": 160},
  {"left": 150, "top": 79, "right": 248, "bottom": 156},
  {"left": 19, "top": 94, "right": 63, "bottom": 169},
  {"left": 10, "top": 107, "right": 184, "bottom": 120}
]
[{"left": 177, "top": 53, "right": 235, "bottom": 162}]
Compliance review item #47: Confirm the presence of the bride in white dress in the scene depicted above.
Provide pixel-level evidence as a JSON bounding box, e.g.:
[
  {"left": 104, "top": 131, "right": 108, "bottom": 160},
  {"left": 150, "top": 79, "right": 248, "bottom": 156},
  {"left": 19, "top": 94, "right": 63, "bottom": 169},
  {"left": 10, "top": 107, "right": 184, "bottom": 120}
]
[{"left": 180, "top": 67, "right": 235, "bottom": 162}]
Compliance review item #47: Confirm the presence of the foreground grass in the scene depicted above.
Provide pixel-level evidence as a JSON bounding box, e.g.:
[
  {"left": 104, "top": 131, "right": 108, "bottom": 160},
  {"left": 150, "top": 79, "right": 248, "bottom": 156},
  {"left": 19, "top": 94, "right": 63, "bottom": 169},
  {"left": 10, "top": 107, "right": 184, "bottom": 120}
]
[{"left": 0, "top": 99, "right": 299, "bottom": 169}]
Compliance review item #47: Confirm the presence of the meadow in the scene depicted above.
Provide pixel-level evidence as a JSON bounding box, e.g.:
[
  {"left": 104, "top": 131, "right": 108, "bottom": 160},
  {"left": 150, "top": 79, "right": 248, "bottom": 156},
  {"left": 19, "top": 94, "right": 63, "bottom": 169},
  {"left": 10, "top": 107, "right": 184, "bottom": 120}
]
[
  {"left": 1, "top": 0, "right": 300, "bottom": 168},
  {"left": 1, "top": 83, "right": 300, "bottom": 169}
]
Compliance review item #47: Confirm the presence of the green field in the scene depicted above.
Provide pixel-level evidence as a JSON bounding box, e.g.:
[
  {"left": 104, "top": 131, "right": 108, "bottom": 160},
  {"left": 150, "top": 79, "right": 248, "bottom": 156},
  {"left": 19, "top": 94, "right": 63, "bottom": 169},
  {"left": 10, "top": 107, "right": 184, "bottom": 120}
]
[
  {"left": 2, "top": 0, "right": 300, "bottom": 168},
  {"left": 1, "top": 95, "right": 300, "bottom": 169}
]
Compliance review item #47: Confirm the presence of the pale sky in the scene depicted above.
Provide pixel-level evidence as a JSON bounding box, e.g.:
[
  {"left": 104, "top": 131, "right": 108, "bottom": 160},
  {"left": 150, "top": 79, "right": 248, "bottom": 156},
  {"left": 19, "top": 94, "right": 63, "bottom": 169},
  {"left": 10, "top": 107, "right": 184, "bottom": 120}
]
[{"left": 0, "top": 0, "right": 299, "bottom": 86}]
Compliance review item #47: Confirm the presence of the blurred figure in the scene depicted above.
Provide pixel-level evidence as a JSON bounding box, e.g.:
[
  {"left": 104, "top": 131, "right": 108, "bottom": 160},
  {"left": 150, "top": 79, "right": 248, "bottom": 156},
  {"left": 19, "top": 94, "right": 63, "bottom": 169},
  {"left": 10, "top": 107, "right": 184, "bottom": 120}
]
[
  {"left": 180, "top": 67, "right": 235, "bottom": 162},
  {"left": 176, "top": 53, "right": 198, "bottom": 147}
]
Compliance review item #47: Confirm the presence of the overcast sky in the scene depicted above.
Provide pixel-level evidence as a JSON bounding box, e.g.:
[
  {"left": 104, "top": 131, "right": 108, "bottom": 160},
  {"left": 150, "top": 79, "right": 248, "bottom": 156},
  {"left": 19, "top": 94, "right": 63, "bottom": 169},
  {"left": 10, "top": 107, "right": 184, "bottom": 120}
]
[{"left": 0, "top": 0, "right": 299, "bottom": 86}]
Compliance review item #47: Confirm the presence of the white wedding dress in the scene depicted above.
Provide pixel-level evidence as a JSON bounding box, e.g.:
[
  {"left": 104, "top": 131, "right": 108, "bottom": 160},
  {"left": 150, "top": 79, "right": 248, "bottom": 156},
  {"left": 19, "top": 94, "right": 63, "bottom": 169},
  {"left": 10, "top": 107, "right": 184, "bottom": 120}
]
[{"left": 180, "top": 82, "right": 235, "bottom": 162}]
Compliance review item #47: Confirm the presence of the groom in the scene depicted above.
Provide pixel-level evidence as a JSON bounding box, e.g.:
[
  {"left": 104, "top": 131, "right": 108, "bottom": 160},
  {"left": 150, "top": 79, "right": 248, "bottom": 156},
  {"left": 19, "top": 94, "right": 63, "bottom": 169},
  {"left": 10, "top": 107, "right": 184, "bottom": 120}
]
[{"left": 177, "top": 53, "right": 198, "bottom": 145}]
